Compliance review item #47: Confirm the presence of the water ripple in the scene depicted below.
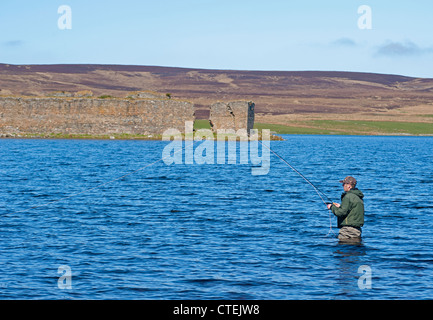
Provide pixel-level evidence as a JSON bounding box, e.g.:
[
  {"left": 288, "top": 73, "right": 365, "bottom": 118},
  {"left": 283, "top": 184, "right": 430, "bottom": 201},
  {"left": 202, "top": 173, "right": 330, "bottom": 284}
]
[{"left": 0, "top": 136, "right": 432, "bottom": 299}]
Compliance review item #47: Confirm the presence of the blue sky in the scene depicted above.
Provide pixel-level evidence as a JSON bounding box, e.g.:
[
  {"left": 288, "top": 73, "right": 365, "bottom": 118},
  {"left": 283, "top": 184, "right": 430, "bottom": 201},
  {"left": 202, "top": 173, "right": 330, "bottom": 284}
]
[{"left": 0, "top": 0, "right": 432, "bottom": 77}]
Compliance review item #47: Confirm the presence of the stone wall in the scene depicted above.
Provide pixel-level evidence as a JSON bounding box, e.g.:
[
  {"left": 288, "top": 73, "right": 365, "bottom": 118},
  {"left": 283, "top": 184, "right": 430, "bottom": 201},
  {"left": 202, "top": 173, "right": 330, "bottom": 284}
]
[
  {"left": 0, "top": 97, "right": 194, "bottom": 136},
  {"left": 0, "top": 96, "right": 255, "bottom": 137},
  {"left": 209, "top": 101, "right": 255, "bottom": 133}
]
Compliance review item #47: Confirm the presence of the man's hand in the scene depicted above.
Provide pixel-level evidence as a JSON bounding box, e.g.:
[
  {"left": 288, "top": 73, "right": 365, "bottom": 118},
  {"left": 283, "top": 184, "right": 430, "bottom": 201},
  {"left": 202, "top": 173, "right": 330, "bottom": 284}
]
[{"left": 327, "top": 202, "right": 340, "bottom": 209}]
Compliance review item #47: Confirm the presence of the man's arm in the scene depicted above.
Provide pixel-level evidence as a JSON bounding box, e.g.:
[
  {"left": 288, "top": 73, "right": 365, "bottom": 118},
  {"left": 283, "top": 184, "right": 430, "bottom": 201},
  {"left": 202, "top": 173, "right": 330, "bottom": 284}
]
[{"left": 331, "top": 194, "right": 351, "bottom": 217}]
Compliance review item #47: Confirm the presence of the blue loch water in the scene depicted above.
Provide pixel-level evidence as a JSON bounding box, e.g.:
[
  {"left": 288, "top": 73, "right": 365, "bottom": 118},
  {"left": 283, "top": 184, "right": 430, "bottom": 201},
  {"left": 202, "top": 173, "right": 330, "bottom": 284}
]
[{"left": 0, "top": 135, "right": 432, "bottom": 299}]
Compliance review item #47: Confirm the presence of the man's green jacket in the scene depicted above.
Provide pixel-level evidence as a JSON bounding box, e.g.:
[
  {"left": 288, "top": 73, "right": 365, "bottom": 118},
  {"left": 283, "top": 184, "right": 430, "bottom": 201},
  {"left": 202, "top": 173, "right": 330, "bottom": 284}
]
[{"left": 331, "top": 189, "right": 364, "bottom": 228}]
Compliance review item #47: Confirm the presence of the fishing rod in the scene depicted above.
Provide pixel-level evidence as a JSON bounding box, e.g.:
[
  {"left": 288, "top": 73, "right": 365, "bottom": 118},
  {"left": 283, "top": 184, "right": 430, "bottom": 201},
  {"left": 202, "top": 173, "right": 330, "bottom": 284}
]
[
  {"left": 258, "top": 139, "right": 336, "bottom": 235},
  {"left": 258, "top": 140, "right": 333, "bottom": 204}
]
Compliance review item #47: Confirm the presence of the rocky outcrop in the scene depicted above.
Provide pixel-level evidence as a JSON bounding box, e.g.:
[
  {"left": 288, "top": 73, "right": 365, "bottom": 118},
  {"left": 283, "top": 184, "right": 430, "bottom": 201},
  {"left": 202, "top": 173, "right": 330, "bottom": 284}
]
[
  {"left": 0, "top": 96, "right": 194, "bottom": 136},
  {"left": 209, "top": 101, "right": 255, "bottom": 132}
]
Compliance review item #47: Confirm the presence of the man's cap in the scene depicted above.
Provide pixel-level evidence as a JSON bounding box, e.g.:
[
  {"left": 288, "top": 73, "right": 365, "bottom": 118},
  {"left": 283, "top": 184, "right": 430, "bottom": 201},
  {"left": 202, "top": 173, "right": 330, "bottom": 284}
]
[{"left": 339, "top": 176, "right": 357, "bottom": 186}]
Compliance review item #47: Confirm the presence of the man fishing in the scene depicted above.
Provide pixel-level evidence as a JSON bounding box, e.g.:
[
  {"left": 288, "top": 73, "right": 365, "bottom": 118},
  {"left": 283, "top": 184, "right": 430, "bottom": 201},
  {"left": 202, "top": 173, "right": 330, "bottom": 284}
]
[{"left": 327, "top": 176, "right": 364, "bottom": 243}]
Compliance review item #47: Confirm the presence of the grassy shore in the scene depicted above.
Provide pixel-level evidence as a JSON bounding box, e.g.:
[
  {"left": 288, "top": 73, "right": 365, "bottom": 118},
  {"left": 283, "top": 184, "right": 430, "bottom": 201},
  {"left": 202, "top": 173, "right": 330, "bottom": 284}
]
[
  {"left": 254, "top": 120, "right": 433, "bottom": 136},
  {"left": 197, "top": 118, "right": 433, "bottom": 135},
  {"left": 0, "top": 132, "right": 163, "bottom": 140},
  {"left": 2, "top": 119, "right": 431, "bottom": 140}
]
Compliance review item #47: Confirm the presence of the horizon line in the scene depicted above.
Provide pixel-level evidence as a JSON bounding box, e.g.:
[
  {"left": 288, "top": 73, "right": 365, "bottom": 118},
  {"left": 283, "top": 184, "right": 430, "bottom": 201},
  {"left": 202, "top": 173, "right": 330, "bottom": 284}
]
[{"left": 0, "top": 62, "right": 429, "bottom": 79}]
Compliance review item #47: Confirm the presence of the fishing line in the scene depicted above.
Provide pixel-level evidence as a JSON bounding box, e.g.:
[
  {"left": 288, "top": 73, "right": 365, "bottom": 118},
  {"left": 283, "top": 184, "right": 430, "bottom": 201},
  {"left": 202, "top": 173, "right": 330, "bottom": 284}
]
[
  {"left": 6, "top": 136, "right": 336, "bottom": 236},
  {"left": 258, "top": 139, "right": 336, "bottom": 236},
  {"left": 7, "top": 139, "right": 196, "bottom": 215}
]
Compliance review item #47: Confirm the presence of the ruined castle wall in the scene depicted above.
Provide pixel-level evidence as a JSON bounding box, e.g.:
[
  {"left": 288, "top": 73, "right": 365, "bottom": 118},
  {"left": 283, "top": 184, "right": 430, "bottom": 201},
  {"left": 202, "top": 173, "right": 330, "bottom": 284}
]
[
  {"left": 209, "top": 101, "right": 255, "bottom": 132},
  {"left": 0, "top": 97, "right": 195, "bottom": 136}
]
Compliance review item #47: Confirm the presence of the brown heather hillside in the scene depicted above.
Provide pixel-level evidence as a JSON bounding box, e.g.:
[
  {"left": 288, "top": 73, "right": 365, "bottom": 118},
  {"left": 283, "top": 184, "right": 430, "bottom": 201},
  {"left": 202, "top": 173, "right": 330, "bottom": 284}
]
[{"left": 1, "top": 63, "right": 433, "bottom": 124}]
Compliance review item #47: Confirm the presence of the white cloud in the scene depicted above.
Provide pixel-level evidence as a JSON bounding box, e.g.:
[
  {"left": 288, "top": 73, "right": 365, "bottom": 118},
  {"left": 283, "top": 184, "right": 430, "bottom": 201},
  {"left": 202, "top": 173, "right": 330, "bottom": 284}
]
[
  {"left": 375, "top": 41, "right": 433, "bottom": 57},
  {"left": 2, "top": 40, "right": 25, "bottom": 47},
  {"left": 332, "top": 38, "right": 357, "bottom": 47}
]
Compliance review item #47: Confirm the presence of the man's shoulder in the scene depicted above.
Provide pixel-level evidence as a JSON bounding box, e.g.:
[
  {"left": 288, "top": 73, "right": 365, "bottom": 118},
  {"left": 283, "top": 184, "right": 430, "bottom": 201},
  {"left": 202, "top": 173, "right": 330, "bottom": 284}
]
[{"left": 347, "top": 190, "right": 364, "bottom": 201}]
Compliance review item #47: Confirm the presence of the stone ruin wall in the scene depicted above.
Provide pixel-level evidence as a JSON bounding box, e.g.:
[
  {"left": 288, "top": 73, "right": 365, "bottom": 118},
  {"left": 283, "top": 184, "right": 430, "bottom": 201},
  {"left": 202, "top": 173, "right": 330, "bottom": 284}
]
[
  {"left": 209, "top": 101, "right": 255, "bottom": 133},
  {"left": 0, "top": 96, "right": 195, "bottom": 136},
  {"left": 0, "top": 96, "right": 255, "bottom": 137}
]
